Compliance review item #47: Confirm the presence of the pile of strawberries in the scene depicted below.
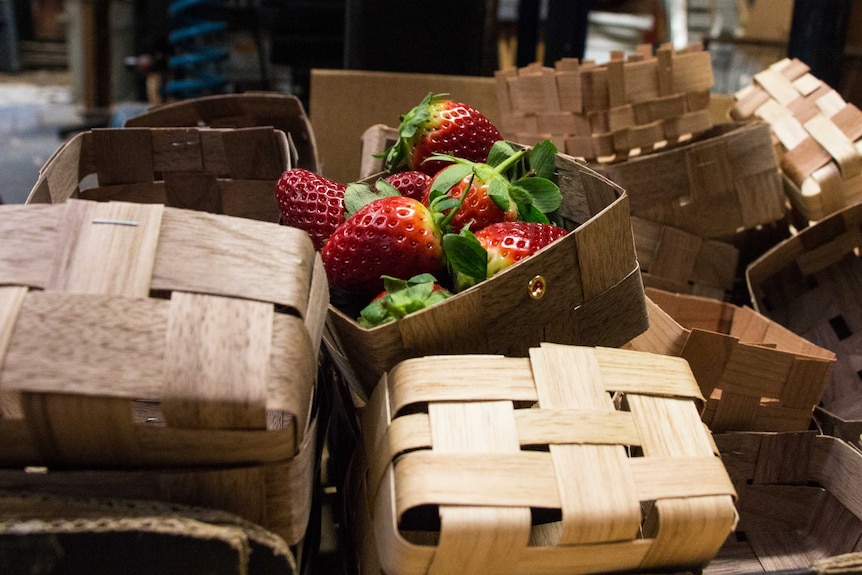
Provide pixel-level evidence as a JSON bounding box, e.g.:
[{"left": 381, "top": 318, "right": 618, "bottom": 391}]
[{"left": 275, "top": 93, "right": 568, "bottom": 327}]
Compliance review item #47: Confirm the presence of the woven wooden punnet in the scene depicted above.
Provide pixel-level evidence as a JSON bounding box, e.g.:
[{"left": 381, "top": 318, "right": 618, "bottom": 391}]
[
  {"left": 746, "top": 201, "right": 862, "bottom": 428},
  {"left": 325, "top": 144, "right": 649, "bottom": 400},
  {"left": 709, "top": 431, "right": 862, "bottom": 574},
  {"left": 495, "top": 43, "right": 714, "bottom": 162},
  {"left": 347, "top": 344, "right": 738, "bottom": 575},
  {"left": 0, "top": 492, "right": 297, "bottom": 575},
  {"left": 0, "top": 199, "right": 329, "bottom": 546},
  {"left": 25, "top": 126, "right": 289, "bottom": 223},
  {"left": 123, "top": 92, "right": 319, "bottom": 173},
  {"left": 594, "top": 121, "right": 787, "bottom": 239},
  {"left": 732, "top": 58, "right": 862, "bottom": 223},
  {"left": 631, "top": 216, "right": 739, "bottom": 301},
  {"left": 626, "top": 288, "right": 835, "bottom": 433}
]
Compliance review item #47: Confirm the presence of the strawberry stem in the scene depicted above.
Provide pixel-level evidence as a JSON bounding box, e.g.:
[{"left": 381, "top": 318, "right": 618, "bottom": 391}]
[{"left": 492, "top": 149, "right": 525, "bottom": 176}]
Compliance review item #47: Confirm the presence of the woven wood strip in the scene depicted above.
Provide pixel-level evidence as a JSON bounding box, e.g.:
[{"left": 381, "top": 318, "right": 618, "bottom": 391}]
[
  {"left": 358, "top": 344, "right": 737, "bottom": 575},
  {"left": 627, "top": 288, "right": 835, "bottom": 433},
  {"left": 497, "top": 43, "right": 714, "bottom": 162},
  {"left": 26, "top": 127, "right": 289, "bottom": 223}
]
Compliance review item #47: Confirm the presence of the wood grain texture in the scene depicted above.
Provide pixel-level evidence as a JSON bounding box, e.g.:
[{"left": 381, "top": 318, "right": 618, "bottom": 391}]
[{"left": 355, "top": 344, "right": 736, "bottom": 575}]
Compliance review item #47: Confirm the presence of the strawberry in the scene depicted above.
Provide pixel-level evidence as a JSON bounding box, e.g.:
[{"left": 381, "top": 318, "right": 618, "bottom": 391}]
[
  {"left": 320, "top": 195, "right": 446, "bottom": 296},
  {"left": 275, "top": 168, "right": 346, "bottom": 251},
  {"left": 445, "top": 221, "right": 568, "bottom": 291},
  {"left": 423, "top": 140, "right": 563, "bottom": 234},
  {"left": 358, "top": 274, "right": 451, "bottom": 327},
  {"left": 382, "top": 92, "right": 503, "bottom": 176},
  {"left": 382, "top": 171, "right": 432, "bottom": 202}
]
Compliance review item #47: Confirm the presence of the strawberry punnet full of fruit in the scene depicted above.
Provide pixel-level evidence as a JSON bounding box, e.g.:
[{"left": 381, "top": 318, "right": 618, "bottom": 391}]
[{"left": 274, "top": 93, "right": 568, "bottom": 327}]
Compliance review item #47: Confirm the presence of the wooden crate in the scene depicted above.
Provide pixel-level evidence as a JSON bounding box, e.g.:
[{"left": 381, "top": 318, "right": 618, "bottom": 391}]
[
  {"left": 626, "top": 288, "right": 835, "bottom": 433},
  {"left": 325, "top": 142, "right": 649, "bottom": 401},
  {"left": 123, "top": 92, "right": 319, "bottom": 174},
  {"left": 631, "top": 216, "right": 740, "bottom": 301},
  {"left": 0, "top": 491, "right": 297, "bottom": 575},
  {"left": 747, "top": 201, "right": 862, "bottom": 426},
  {"left": 709, "top": 431, "right": 862, "bottom": 574},
  {"left": 495, "top": 43, "right": 714, "bottom": 162},
  {"left": 25, "top": 126, "right": 289, "bottom": 223},
  {"left": 594, "top": 121, "right": 787, "bottom": 240},
  {"left": 346, "top": 344, "right": 738, "bottom": 575},
  {"left": 732, "top": 57, "right": 862, "bottom": 223}
]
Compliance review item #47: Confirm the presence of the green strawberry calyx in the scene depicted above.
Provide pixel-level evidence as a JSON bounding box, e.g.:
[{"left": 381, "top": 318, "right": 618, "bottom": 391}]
[
  {"left": 357, "top": 273, "right": 452, "bottom": 327},
  {"left": 381, "top": 92, "right": 448, "bottom": 173},
  {"left": 425, "top": 139, "right": 563, "bottom": 226},
  {"left": 442, "top": 227, "right": 488, "bottom": 292}
]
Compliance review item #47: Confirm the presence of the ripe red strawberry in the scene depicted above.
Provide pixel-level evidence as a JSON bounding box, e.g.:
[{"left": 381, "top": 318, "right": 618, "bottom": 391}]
[
  {"left": 382, "top": 171, "right": 432, "bottom": 202},
  {"left": 358, "top": 274, "right": 451, "bottom": 327},
  {"left": 477, "top": 222, "right": 568, "bottom": 277},
  {"left": 382, "top": 93, "right": 503, "bottom": 176},
  {"left": 446, "top": 221, "right": 568, "bottom": 291},
  {"left": 320, "top": 196, "right": 446, "bottom": 296},
  {"left": 275, "top": 168, "right": 345, "bottom": 251}
]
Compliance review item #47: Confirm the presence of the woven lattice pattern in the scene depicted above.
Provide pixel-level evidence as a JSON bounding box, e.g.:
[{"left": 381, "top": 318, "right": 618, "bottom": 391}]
[
  {"left": 628, "top": 289, "right": 835, "bottom": 433},
  {"left": 355, "top": 345, "right": 738, "bottom": 575},
  {"left": 496, "top": 43, "right": 714, "bottom": 162},
  {"left": 124, "top": 93, "right": 319, "bottom": 174},
  {"left": 26, "top": 126, "right": 289, "bottom": 223},
  {"left": 631, "top": 216, "right": 739, "bottom": 300},
  {"left": 732, "top": 58, "right": 862, "bottom": 222},
  {"left": 747, "top": 202, "right": 862, "bottom": 423}
]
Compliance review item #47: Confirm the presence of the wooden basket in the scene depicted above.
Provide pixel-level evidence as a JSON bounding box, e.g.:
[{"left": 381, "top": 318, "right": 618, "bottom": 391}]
[
  {"left": 626, "top": 288, "right": 835, "bottom": 433},
  {"left": 631, "top": 216, "right": 740, "bottom": 301},
  {"left": 325, "top": 143, "right": 649, "bottom": 401},
  {"left": 0, "top": 491, "right": 297, "bottom": 575},
  {"left": 495, "top": 43, "right": 714, "bottom": 162},
  {"left": 123, "top": 92, "right": 319, "bottom": 174},
  {"left": 709, "top": 431, "right": 862, "bottom": 574},
  {"left": 0, "top": 199, "right": 328, "bottom": 468},
  {"left": 593, "top": 121, "right": 787, "bottom": 239},
  {"left": 732, "top": 58, "right": 862, "bottom": 223},
  {"left": 746, "top": 201, "right": 862, "bottom": 426},
  {"left": 25, "top": 126, "right": 290, "bottom": 223},
  {"left": 346, "top": 344, "right": 738, "bottom": 575}
]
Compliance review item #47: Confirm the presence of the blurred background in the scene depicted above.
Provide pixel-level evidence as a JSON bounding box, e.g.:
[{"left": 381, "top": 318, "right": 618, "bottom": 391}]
[{"left": 1, "top": 0, "right": 860, "bottom": 205}]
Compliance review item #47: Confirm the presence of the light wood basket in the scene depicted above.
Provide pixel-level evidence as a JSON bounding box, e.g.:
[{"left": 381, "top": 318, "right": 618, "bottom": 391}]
[
  {"left": 631, "top": 216, "right": 740, "bottom": 301},
  {"left": 732, "top": 57, "right": 862, "bottom": 223},
  {"left": 346, "top": 344, "right": 738, "bottom": 575},
  {"left": 325, "top": 145, "right": 649, "bottom": 402},
  {"left": 594, "top": 121, "right": 787, "bottom": 239},
  {"left": 746, "top": 201, "right": 862, "bottom": 427},
  {"left": 25, "top": 126, "right": 290, "bottom": 223},
  {"left": 495, "top": 43, "right": 714, "bottom": 162},
  {"left": 0, "top": 199, "right": 330, "bottom": 546},
  {"left": 626, "top": 288, "right": 835, "bottom": 433},
  {"left": 0, "top": 491, "right": 297, "bottom": 575},
  {"left": 709, "top": 431, "right": 862, "bottom": 574},
  {"left": 123, "top": 92, "right": 319, "bottom": 174}
]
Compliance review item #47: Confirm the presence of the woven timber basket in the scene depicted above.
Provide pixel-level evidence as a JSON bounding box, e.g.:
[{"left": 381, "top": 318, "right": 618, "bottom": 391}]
[
  {"left": 25, "top": 126, "right": 289, "bottom": 223},
  {"left": 495, "top": 43, "right": 714, "bottom": 162},
  {"left": 732, "top": 58, "right": 862, "bottom": 223},
  {"left": 0, "top": 491, "right": 297, "bottom": 575},
  {"left": 626, "top": 287, "right": 835, "bottom": 433},
  {"left": 0, "top": 199, "right": 329, "bottom": 547},
  {"left": 345, "top": 344, "right": 738, "bottom": 575},
  {"left": 746, "top": 201, "right": 862, "bottom": 428},
  {"left": 593, "top": 120, "right": 787, "bottom": 240},
  {"left": 123, "top": 92, "right": 319, "bottom": 174},
  {"left": 324, "top": 141, "right": 650, "bottom": 402},
  {"left": 631, "top": 215, "right": 740, "bottom": 301},
  {"left": 709, "top": 431, "right": 862, "bottom": 575}
]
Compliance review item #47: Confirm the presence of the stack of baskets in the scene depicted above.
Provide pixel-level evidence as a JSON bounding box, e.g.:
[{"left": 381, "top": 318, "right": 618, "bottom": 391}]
[{"left": 1, "top": 95, "right": 331, "bottom": 574}]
